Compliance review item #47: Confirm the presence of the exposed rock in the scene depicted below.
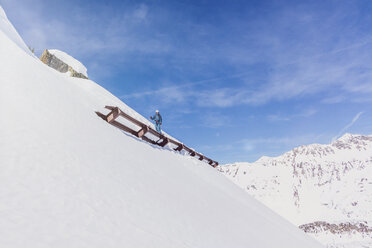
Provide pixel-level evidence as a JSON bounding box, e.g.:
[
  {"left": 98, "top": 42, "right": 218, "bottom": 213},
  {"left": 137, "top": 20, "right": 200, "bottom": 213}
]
[
  {"left": 300, "top": 221, "right": 372, "bottom": 235},
  {"left": 40, "top": 49, "right": 88, "bottom": 79}
]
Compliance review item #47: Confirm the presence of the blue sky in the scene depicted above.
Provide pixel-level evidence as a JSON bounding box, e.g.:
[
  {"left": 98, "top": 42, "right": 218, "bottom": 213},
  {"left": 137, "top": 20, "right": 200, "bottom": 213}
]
[{"left": 2, "top": 0, "right": 372, "bottom": 164}]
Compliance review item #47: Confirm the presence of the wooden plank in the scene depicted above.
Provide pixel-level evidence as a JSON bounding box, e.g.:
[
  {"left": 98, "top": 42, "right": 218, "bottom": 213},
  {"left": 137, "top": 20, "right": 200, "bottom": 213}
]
[
  {"left": 168, "top": 138, "right": 180, "bottom": 146},
  {"left": 174, "top": 144, "right": 184, "bottom": 151},
  {"left": 110, "top": 120, "right": 138, "bottom": 136},
  {"left": 99, "top": 106, "right": 219, "bottom": 166},
  {"left": 137, "top": 125, "right": 149, "bottom": 138},
  {"left": 105, "top": 106, "right": 115, "bottom": 110},
  {"left": 106, "top": 106, "right": 152, "bottom": 134},
  {"left": 141, "top": 135, "right": 157, "bottom": 145},
  {"left": 116, "top": 109, "right": 171, "bottom": 144},
  {"left": 146, "top": 127, "right": 162, "bottom": 138},
  {"left": 95, "top": 111, "right": 106, "bottom": 120},
  {"left": 107, "top": 106, "right": 174, "bottom": 144},
  {"left": 183, "top": 145, "right": 193, "bottom": 153},
  {"left": 106, "top": 108, "right": 119, "bottom": 123},
  {"left": 167, "top": 139, "right": 178, "bottom": 144},
  {"left": 158, "top": 137, "right": 169, "bottom": 147},
  {"left": 118, "top": 109, "right": 147, "bottom": 128},
  {"left": 195, "top": 152, "right": 203, "bottom": 160}
]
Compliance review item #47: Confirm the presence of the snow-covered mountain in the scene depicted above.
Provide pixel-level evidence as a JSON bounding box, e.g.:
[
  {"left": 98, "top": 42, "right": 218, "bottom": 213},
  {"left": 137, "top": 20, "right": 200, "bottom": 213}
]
[
  {"left": 218, "top": 134, "right": 372, "bottom": 248},
  {"left": 0, "top": 5, "right": 323, "bottom": 248}
]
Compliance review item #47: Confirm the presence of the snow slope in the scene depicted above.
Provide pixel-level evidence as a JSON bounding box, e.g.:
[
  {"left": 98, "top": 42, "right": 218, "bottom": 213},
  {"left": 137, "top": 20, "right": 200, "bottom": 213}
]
[
  {"left": 0, "top": 5, "right": 323, "bottom": 248},
  {"left": 0, "top": 6, "right": 33, "bottom": 56},
  {"left": 49, "top": 49, "right": 88, "bottom": 77},
  {"left": 218, "top": 134, "right": 372, "bottom": 248}
]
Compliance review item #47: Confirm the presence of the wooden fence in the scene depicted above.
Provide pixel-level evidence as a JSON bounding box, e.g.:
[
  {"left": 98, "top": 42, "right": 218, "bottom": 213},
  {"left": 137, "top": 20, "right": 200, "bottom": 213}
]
[{"left": 96, "top": 106, "right": 218, "bottom": 167}]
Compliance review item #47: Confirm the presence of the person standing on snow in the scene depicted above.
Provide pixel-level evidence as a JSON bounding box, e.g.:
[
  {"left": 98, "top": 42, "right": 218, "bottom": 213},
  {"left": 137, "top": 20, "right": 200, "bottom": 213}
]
[{"left": 150, "top": 110, "right": 162, "bottom": 134}]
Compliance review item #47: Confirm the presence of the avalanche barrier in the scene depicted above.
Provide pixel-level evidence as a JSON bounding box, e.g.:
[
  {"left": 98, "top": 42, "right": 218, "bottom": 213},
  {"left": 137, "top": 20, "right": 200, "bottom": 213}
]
[{"left": 96, "top": 106, "right": 219, "bottom": 167}]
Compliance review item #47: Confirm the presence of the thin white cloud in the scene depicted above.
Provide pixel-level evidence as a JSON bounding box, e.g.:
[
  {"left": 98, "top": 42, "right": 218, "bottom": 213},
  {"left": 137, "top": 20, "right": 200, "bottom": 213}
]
[
  {"left": 4, "top": 0, "right": 372, "bottom": 106},
  {"left": 267, "top": 108, "right": 317, "bottom": 122},
  {"left": 201, "top": 112, "right": 232, "bottom": 128},
  {"left": 123, "top": 33, "right": 372, "bottom": 108},
  {"left": 121, "top": 71, "right": 254, "bottom": 99},
  {"left": 267, "top": 114, "right": 291, "bottom": 122},
  {"left": 322, "top": 95, "right": 346, "bottom": 104},
  {"left": 298, "top": 108, "right": 317, "bottom": 118},
  {"left": 132, "top": 4, "right": 148, "bottom": 21},
  {"left": 332, "top": 112, "right": 364, "bottom": 141},
  {"left": 238, "top": 133, "right": 327, "bottom": 155},
  {"left": 1, "top": 1, "right": 169, "bottom": 59}
]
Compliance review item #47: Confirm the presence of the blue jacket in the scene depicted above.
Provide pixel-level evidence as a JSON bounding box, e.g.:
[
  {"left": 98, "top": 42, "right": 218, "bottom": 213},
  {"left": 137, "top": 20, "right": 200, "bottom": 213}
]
[{"left": 151, "top": 112, "right": 162, "bottom": 124}]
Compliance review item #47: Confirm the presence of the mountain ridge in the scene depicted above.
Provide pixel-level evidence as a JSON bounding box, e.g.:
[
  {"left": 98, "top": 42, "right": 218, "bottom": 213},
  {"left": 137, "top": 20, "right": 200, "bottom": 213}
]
[{"left": 218, "top": 133, "right": 372, "bottom": 247}]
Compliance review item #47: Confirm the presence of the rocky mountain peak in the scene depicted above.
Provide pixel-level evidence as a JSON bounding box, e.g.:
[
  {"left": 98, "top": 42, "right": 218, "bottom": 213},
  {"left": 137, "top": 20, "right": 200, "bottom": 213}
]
[{"left": 218, "top": 133, "right": 372, "bottom": 247}]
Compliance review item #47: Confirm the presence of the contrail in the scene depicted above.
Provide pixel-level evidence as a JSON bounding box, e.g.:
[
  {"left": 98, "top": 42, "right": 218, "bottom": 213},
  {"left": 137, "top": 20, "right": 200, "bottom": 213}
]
[
  {"left": 121, "top": 71, "right": 253, "bottom": 99},
  {"left": 122, "top": 37, "right": 372, "bottom": 100},
  {"left": 332, "top": 111, "right": 364, "bottom": 141}
]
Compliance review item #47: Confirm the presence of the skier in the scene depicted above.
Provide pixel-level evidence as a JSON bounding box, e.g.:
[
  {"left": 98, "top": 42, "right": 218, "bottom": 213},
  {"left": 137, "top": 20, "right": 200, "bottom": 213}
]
[{"left": 150, "top": 110, "right": 162, "bottom": 134}]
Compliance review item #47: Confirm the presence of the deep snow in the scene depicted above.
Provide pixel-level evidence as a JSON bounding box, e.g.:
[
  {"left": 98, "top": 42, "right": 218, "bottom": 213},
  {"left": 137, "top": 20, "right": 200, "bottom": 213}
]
[{"left": 0, "top": 5, "right": 323, "bottom": 248}]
